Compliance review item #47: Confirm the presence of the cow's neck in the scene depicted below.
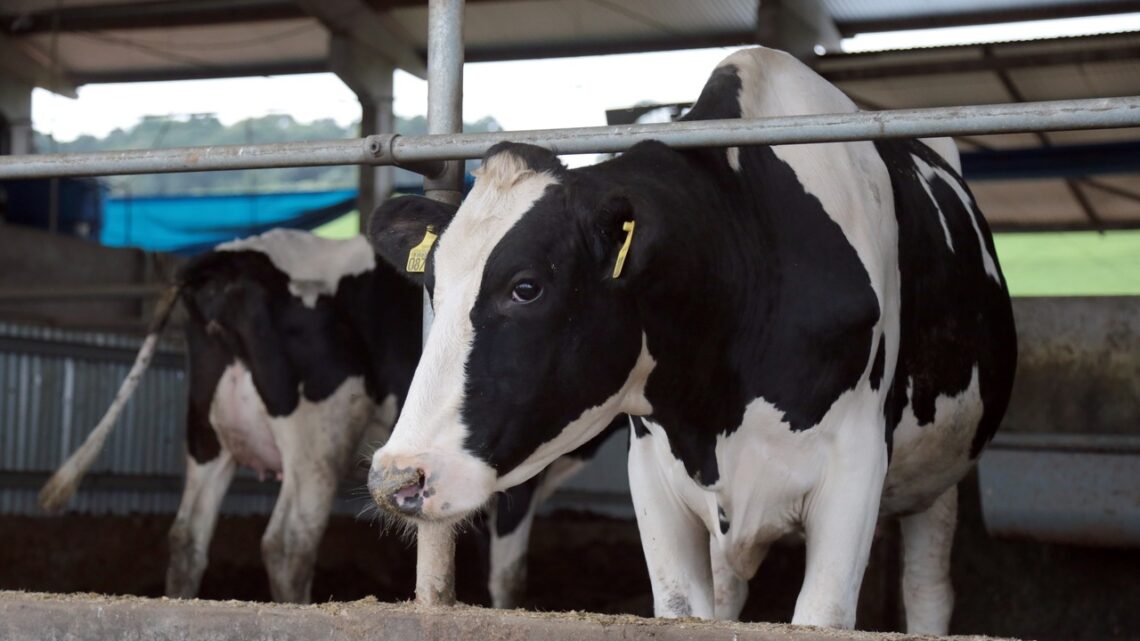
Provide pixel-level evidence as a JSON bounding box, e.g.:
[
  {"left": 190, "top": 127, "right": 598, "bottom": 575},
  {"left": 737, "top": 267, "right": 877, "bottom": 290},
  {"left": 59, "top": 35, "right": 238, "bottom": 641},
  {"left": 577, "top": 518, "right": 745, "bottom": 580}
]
[{"left": 598, "top": 144, "right": 783, "bottom": 487}]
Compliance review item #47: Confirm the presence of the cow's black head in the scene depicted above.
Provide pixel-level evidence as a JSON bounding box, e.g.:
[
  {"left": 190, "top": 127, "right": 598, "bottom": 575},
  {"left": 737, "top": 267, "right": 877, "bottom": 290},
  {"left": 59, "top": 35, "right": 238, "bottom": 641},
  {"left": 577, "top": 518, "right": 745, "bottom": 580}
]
[{"left": 365, "top": 143, "right": 654, "bottom": 522}]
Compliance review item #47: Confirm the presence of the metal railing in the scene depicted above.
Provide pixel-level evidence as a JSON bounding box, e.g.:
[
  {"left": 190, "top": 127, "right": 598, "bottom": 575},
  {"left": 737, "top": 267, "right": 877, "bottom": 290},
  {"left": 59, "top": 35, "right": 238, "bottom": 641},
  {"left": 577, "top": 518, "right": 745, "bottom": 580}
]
[{"left": 2, "top": 96, "right": 1139, "bottom": 180}]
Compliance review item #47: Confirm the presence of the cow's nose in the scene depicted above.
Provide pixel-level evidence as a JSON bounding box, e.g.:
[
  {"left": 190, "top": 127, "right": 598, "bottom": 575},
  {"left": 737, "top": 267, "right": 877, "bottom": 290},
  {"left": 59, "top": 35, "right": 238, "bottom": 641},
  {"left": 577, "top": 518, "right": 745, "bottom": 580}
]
[{"left": 368, "top": 463, "right": 428, "bottom": 517}]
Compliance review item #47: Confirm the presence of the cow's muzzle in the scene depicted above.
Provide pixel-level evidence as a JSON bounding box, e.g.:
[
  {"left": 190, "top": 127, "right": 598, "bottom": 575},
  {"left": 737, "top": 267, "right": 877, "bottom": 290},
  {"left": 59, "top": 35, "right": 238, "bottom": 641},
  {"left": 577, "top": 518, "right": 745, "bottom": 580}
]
[{"left": 368, "top": 463, "right": 429, "bottom": 518}]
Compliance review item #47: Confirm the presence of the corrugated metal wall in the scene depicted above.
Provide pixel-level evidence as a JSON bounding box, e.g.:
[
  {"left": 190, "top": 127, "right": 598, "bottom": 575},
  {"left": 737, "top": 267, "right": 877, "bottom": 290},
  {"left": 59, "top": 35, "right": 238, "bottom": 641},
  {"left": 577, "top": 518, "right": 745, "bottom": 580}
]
[{"left": 0, "top": 321, "right": 298, "bottom": 516}]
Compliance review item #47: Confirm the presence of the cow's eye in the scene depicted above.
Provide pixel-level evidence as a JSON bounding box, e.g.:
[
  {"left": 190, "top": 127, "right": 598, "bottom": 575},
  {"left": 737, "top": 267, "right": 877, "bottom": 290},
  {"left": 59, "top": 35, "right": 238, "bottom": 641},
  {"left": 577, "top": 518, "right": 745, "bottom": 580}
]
[{"left": 510, "top": 279, "right": 543, "bottom": 304}]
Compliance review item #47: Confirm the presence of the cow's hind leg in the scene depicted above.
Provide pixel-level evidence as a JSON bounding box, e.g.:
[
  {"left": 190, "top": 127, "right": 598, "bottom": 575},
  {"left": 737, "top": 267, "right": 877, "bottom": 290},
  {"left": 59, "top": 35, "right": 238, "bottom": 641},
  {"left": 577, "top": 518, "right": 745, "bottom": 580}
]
[
  {"left": 261, "top": 444, "right": 342, "bottom": 604},
  {"left": 166, "top": 451, "right": 236, "bottom": 598},
  {"left": 261, "top": 381, "right": 369, "bottom": 604},
  {"left": 900, "top": 484, "right": 957, "bottom": 635}
]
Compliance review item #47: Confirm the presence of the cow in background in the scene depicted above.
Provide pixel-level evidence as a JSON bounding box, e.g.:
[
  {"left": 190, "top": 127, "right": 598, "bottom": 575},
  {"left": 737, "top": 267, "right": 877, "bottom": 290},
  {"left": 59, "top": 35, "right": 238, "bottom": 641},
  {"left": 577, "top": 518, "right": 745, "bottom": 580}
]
[
  {"left": 40, "top": 227, "right": 613, "bottom": 605},
  {"left": 364, "top": 47, "right": 1017, "bottom": 633}
]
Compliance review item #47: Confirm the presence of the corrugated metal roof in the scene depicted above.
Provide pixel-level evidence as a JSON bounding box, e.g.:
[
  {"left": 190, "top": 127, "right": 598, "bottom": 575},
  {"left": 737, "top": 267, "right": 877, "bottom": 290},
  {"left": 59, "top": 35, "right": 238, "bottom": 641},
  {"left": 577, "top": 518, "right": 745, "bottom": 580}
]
[
  {"left": 823, "top": 0, "right": 1131, "bottom": 23},
  {"left": 5, "top": 0, "right": 1140, "bottom": 82},
  {"left": 2, "top": 1, "right": 1137, "bottom": 230}
]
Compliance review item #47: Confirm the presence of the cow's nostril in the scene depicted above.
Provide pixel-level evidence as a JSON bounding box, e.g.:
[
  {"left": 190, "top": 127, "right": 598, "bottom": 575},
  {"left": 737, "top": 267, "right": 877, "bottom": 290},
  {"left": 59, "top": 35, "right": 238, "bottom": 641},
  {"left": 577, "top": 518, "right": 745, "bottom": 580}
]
[
  {"left": 394, "top": 468, "right": 426, "bottom": 501},
  {"left": 387, "top": 467, "right": 427, "bottom": 515}
]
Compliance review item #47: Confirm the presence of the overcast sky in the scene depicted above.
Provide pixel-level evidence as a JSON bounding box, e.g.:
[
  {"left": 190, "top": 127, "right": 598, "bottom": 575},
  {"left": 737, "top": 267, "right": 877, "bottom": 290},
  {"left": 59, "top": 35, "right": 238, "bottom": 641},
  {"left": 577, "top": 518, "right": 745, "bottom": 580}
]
[{"left": 32, "top": 47, "right": 743, "bottom": 143}]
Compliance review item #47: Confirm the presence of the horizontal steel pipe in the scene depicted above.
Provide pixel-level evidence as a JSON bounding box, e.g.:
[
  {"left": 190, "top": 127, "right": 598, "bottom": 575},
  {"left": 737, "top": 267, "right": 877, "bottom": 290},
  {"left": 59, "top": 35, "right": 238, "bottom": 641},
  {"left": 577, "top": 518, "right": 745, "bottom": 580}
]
[
  {"left": 0, "top": 135, "right": 396, "bottom": 179},
  {"left": 1, "top": 96, "right": 1138, "bottom": 179},
  {"left": 0, "top": 284, "right": 165, "bottom": 302},
  {"left": 394, "top": 96, "right": 1140, "bottom": 160}
]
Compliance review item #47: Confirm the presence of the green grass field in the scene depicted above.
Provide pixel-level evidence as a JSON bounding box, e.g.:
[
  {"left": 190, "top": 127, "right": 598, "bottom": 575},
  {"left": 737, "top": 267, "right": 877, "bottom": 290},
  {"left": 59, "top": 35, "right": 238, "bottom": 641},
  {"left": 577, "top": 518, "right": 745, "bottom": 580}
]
[{"left": 317, "top": 212, "right": 1139, "bottom": 297}]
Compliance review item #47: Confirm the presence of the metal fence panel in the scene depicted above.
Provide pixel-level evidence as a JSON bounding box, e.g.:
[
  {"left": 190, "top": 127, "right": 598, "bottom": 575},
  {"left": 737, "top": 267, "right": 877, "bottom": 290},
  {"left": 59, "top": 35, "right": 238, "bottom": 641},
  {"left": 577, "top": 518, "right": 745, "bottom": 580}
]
[{"left": 0, "top": 321, "right": 368, "bottom": 517}]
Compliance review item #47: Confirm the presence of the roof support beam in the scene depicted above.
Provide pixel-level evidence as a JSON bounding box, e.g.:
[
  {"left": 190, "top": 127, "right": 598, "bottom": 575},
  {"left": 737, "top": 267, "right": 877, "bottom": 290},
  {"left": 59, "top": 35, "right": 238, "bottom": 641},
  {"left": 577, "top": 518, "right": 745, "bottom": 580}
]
[
  {"left": 757, "top": 0, "right": 840, "bottom": 60},
  {"left": 296, "top": 0, "right": 427, "bottom": 78},
  {"left": 70, "top": 60, "right": 328, "bottom": 85},
  {"left": 330, "top": 35, "right": 397, "bottom": 231},
  {"left": 0, "top": 32, "right": 76, "bottom": 97},
  {"left": 983, "top": 46, "right": 1104, "bottom": 230},
  {"left": 1, "top": 0, "right": 303, "bottom": 34}
]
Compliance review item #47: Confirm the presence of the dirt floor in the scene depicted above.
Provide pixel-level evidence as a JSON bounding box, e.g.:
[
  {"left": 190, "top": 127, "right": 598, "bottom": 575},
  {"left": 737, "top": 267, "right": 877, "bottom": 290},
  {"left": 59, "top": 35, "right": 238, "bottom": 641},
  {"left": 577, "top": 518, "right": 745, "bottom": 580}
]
[{"left": 0, "top": 474, "right": 1136, "bottom": 639}]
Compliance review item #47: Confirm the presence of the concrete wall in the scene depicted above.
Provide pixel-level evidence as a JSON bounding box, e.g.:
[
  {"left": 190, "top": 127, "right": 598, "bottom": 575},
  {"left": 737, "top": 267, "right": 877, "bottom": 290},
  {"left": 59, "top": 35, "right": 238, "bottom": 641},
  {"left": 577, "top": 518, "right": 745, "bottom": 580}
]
[
  {"left": 1005, "top": 297, "right": 1138, "bottom": 435},
  {"left": 0, "top": 76, "right": 33, "bottom": 155},
  {"left": 0, "top": 224, "right": 180, "bottom": 331}
]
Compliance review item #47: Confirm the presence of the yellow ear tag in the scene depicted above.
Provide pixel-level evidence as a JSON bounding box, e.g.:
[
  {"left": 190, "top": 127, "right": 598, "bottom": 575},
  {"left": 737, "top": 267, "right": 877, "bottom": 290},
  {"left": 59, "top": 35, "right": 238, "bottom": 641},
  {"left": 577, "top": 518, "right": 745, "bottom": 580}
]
[
  {"left": 612, "top": 220, "right": 636, "bottom": 279},
  {"left": 406, "top": 225, "right": 438, "bottom": 273}
]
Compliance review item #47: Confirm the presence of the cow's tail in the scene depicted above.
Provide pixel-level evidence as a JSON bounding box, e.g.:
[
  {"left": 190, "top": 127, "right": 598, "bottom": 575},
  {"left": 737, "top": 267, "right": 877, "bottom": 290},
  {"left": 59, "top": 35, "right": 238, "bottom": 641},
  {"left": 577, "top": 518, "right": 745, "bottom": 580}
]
[{"left": 38, "top": 284, "right": 183, "bottom": 512}]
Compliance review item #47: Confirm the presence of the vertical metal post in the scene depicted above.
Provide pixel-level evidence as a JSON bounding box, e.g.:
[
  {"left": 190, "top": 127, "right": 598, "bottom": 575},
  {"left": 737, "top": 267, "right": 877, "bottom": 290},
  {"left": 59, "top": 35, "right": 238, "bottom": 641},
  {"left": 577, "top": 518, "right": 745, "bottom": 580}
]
[{"left": 415, "top": 0, "right": 463, "bottom": 608}]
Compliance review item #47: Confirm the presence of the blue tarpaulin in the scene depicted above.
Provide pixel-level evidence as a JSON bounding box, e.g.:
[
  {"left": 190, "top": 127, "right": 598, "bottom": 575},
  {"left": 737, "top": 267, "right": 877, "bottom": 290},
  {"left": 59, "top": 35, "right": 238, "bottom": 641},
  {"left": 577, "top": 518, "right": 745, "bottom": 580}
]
[{"left": 101, "top": 190, "right": 357, "bottom": 255}]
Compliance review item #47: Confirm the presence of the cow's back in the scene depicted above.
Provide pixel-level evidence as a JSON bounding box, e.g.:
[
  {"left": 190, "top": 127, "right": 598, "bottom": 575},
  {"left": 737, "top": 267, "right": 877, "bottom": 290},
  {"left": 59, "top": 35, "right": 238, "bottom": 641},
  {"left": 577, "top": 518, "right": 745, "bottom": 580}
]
[{"left": 178, "top": 233, "right": 421, "bottom": 475}]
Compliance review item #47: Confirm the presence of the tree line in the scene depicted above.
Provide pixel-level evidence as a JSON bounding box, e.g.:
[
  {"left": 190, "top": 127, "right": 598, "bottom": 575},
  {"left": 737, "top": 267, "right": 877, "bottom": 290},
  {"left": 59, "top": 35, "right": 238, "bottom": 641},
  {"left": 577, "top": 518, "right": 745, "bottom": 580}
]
[{"left": 35, "top": 113, "right": 501, "bottom": 196}]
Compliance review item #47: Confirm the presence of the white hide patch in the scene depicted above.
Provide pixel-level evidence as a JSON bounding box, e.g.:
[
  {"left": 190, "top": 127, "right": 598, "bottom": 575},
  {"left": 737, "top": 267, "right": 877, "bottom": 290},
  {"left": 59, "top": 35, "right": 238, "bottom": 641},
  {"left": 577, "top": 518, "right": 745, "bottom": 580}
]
[
  {"left": 217, "top": 229, "right": 375, "bottom": 307},
  {"left": 716, "top": 383, "right": 886, "bottom": 576},
  {"left": 726, "top": 147, "right": 740, "bottom": 172},
  {"left": 723, "top": 51, "right": 902, "bottom": 452},
  {"left": 209, "top": 362, "right": 282, "bottom": 479},
  {"left": 881, "top": 367, "right": 984, "bottom": 515},
  {"left": 721, "top": 47, "right": 897, "bottom": 339},
  {"left": 911, "top": 155, "right": 956, "bottom": 252},
  {"left": 907, "top": 158, "right": 1001, "bottom": 284}
]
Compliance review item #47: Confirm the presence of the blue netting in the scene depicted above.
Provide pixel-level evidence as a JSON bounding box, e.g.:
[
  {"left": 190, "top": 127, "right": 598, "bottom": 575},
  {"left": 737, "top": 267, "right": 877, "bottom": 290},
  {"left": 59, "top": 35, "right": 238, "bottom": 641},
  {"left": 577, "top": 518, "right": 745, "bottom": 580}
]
[{"left": 101, "top": 190, "right": 357, "bottom": 255}]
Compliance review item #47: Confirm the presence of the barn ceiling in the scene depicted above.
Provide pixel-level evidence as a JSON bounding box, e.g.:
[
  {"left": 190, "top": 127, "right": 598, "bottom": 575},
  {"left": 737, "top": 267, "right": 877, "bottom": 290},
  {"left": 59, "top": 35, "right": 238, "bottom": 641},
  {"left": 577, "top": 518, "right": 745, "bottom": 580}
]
[{"left": 1, "top": 0, "right": 1138, "bottom": 230}]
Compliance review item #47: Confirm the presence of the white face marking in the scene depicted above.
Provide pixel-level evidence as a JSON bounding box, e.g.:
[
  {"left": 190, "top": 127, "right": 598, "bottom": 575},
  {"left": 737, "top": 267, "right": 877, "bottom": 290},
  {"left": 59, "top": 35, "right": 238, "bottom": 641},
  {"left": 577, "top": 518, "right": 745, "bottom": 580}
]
[
  {"left": 217, "top": 229, "right": 375, "bottom": 307},
  {"left": 912, "top": 154, "right": 957, "bottom": 252},
  {"left": 373, "top": 153, "right": 560, "bottom": 520}
]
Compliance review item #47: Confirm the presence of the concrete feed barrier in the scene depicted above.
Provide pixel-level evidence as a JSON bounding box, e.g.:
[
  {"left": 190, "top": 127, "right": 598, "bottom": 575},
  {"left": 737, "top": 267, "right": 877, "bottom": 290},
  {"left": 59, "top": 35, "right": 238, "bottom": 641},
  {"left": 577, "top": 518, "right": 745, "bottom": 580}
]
[{"left": 0, "top": 591, "right": 1019, "bottom": 641}]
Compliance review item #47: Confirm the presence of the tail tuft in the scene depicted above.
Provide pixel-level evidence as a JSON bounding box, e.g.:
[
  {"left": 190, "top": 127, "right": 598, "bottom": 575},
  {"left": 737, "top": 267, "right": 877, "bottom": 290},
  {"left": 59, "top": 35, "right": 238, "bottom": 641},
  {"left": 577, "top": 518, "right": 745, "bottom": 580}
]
[{"left": 37, "top": 282, "right": 182, "bottom": 512}]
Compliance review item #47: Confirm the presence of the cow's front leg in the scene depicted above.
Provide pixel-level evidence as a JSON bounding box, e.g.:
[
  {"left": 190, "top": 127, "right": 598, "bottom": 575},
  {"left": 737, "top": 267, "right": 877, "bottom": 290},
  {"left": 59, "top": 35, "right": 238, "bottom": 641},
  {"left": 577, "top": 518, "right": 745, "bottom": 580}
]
[
  {"left": 711, "top": 536, "right": 768, "bottom": 620},
  {"left": 794, "top": 435, "right": 888, "bottom": 629},
  {"left": 628, "top": 429, "right": 714, "bottom": 618},
  {"left": 900, "top": 484, "right": 957, "bottom": 635},
  {"left": 489, "top": 479, "right": 540, "bottom": 609}
]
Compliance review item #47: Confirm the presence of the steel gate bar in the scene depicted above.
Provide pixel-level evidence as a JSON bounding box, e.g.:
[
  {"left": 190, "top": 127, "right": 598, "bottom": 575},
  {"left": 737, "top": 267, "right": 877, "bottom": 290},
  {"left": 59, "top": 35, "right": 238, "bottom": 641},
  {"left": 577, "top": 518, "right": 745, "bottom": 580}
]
[
  {"left": 413, "top": 0, "right": 464, "bottom": 609},
  {"left": 2, "top": 96, "right": 1139, "bottom": 180}
]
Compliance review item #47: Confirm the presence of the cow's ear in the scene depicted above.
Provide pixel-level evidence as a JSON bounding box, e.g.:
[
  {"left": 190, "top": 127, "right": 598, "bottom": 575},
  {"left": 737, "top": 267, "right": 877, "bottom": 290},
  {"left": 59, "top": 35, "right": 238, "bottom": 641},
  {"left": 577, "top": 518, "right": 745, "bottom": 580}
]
[
  {"left": 588, "top": 191, "right": 646, "bottom": 285},
  {"left": 368, "top": 195, "right": 458, "bottom": 285}
]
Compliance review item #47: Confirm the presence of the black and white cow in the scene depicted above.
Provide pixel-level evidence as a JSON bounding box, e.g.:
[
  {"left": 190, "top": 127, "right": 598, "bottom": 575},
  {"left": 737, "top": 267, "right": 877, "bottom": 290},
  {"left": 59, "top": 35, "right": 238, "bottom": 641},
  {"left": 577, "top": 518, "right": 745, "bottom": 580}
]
[
  {"left": 365, "top": 47, "right": 1017, "bottom": 633},
  {"left": 39, "top": 228, "right": 610, "bottom": 606}
]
